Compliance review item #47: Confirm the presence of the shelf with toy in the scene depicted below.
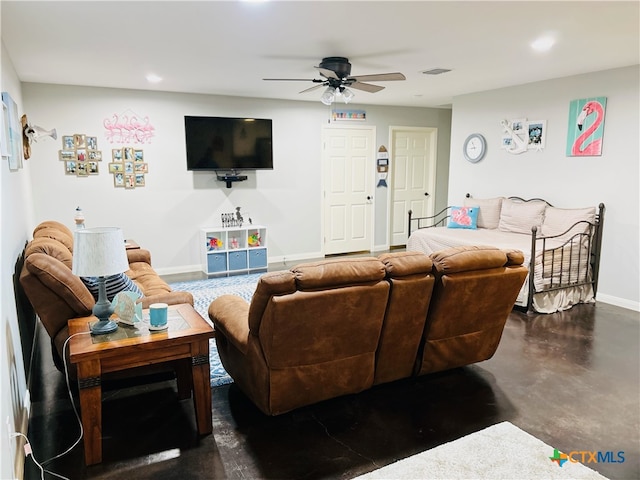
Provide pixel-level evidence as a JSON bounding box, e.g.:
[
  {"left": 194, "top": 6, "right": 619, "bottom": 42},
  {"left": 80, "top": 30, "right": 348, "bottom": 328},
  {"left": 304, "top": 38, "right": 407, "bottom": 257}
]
[{"left": 200, "top": 225, "right": 267, "bottom": 276}]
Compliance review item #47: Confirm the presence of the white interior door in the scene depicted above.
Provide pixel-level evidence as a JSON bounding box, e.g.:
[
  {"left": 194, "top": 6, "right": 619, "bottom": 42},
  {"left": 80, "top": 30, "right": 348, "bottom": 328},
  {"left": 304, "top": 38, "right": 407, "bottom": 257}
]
[
  {"left": 390, "top": 127, "right": 437, "bottom": 246},
  {"left": 322, "top": 126, "right": 375, "bottom": 255}
]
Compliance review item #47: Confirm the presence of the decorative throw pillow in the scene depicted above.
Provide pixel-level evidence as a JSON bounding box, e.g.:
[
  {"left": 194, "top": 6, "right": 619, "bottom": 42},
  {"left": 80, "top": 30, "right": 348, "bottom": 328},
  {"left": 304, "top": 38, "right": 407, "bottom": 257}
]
[
  {"left": 463, "top": 197, "right": 504, "bottom": 229},
  {"left": 448, "top": 206, "right": 479, "bottom": 229},
  {"left": 498, "top": 198, "right": 546, "bottom": 234},
  {"left": 541, "top": 206, "right": 596, "bottom": 239},
  {"left": 81, "top": 273, "right": 143, "bottom": 302}
]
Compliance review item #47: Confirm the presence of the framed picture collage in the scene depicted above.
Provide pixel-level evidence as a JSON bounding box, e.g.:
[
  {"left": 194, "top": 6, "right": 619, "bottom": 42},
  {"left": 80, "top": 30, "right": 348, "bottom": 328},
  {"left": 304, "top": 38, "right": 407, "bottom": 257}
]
[
  {"left": 58, "top": 134, "right": 148, "bottom": 188},
  {"left": 109, "top": 147, "right": 148, "bottom": 189}
]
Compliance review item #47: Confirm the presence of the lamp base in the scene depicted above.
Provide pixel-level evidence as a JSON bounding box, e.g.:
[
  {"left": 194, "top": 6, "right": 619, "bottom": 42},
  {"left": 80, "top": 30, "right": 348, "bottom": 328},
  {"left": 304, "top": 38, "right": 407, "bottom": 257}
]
[{"left": 90, "top": 319, "right": 118, "bottom": 335}]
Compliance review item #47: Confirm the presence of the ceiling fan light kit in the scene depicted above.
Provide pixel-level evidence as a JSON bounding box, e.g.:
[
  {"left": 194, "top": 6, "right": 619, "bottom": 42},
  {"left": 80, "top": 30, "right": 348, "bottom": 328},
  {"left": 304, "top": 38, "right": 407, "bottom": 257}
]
[{"left": 263, "top": 56, "right": 406, "bottom": 105}]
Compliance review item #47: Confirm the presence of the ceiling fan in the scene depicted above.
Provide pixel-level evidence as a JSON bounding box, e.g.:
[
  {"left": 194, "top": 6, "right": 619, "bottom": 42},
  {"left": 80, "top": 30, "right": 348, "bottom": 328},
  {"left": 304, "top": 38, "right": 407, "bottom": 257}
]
[{"left": 263, "top": 57, "right": 406, "bottom": 104}]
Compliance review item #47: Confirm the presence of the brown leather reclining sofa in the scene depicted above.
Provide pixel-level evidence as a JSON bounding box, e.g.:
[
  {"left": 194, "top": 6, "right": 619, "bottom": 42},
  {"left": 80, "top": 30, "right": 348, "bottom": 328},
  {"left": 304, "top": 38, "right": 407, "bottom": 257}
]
[
  {"left": 19, "top": 221, "right": 193, "bottom": 374},
  {"left": 208, "top": 246, "right": 527, "bottom": 415}
]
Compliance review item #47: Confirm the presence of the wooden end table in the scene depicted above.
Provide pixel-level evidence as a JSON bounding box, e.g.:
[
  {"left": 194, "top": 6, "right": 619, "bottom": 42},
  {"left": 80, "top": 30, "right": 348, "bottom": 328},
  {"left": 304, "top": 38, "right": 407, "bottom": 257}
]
[{"left": 69, "top": 303, "right": 214, "bottom": 465}]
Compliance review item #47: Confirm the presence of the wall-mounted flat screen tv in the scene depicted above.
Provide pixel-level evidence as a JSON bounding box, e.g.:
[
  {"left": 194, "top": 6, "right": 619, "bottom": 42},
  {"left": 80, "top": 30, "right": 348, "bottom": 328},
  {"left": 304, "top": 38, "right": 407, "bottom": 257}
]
[{"left": 184, "top": 116, "right": 273, "bottom": 171}]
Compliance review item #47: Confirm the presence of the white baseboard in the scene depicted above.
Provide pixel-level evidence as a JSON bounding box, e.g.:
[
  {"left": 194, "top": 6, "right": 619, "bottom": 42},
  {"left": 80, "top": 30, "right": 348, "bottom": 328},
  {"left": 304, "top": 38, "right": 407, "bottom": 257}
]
[{"left": 596, "top": 293, "right": 640, "bottom": 313}]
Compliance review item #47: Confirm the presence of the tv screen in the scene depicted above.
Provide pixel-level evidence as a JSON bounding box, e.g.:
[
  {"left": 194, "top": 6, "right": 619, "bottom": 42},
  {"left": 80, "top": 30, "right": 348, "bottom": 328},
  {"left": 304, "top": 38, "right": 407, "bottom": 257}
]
[{"left": 184, "top": 116, "right": 273, "bottom": 171}]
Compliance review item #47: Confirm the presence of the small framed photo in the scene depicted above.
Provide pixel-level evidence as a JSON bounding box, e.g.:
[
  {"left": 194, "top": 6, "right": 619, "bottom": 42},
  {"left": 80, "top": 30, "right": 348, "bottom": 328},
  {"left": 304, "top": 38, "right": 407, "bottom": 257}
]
[
  {"left": 113, "top": 172, "right": 124, "bottom": 187},
  {"left": 62, "top": 135, "right": 74, "bottom": 150},
  {"left": 76, "top": 148, "right": 87, "bottom": 161},
  {"left": 65, "top": 161, "right": 77, "bottom": 175},
  {"left": 88, "top": 162, "right": 99, "bottom": 174},
  {"left": 86, "top": 136, "right": 97, "bottom": 150},
  {"left": 112, "top": 149, "right": 123, "bottom": 161},
  {"left": 73, "top": 134, "right": 86, "bottom": 149},
  {"left": 134, "top": 149, "right": 144, "bottom": 162},
  {"left": 135, "top": 174, "right": 146, "bottom": 187},
  {"left": 124, "top": 161, "right": 134, "bottom": 174},
  {"left": 134, "top": 162, "right": 148, "bottom": 173},
  {"left": 88, "top": 150, "right": 102, "bottom": 161},
  {"left": 76, "top": 162, "right": 89, "bottom": 176},
  {"left": 527, "top": 120, "right": 547, "bottom": 150},
  {"left": 123, "top": 147, "right": 134, "bottom": 161},
  {"left": 109, "top": 162, "right": 123, "bottom": 173},
  {"left": 124, "top": 174, "right": 136, "bottom": 189},
  {"left": 59, "top": 150, "right": 75, "bottom": 161}
]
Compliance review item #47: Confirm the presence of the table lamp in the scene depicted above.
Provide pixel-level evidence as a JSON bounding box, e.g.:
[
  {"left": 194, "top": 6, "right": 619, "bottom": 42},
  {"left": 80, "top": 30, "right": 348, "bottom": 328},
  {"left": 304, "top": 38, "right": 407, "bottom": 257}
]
[{"left": 72, "top": 227, "right": 129, "bottom": 334}]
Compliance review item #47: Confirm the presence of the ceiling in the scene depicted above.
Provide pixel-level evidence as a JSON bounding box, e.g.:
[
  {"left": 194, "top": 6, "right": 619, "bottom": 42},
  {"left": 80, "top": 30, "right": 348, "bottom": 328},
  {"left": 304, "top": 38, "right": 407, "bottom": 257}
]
[{"left": 2, "top": 1, "right": 638, "bottom": 108}]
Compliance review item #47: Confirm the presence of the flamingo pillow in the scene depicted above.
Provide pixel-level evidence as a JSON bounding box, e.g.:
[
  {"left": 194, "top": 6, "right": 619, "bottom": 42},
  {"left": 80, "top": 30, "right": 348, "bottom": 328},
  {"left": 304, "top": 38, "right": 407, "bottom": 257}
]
[{"left": 448, "top": 206, "right": 479, "bottom": 229}]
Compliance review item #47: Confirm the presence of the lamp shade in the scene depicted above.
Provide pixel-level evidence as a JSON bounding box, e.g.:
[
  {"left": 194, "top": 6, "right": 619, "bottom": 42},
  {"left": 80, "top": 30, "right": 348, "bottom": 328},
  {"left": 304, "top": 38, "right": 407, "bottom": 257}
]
[{"left": 72, "top": 227, "right": 129, "bottom": 277}]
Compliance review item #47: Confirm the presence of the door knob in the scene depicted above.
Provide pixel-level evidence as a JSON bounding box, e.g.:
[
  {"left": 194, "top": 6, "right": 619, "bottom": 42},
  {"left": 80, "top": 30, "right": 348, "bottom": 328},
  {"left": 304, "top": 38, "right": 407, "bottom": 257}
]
[
  {"left": 367, "top": 196, "right": 372, "bottom": 201},
  {"left": 424, "top": 192, "right": 430, "bottom": 196}
]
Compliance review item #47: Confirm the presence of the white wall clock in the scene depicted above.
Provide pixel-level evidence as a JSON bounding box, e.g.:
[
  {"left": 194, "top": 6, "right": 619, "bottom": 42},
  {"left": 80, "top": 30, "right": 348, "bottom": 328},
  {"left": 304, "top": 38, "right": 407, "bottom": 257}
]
[{"left": 463, "top": 133, "right": 487, "bottom": 163}]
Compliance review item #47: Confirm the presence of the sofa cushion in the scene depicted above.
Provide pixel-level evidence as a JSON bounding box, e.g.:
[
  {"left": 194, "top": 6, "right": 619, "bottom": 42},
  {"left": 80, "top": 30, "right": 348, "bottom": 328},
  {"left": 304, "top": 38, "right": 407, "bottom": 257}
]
[
  {"left": 81, "top": 273, "right": 143, "bottom": 302},
  {"left": 463, "top": 197, "right": 504, "bottom": 229},
  {"left": 431, "top": 245, "right": 508, "bottom": 274},
  {"left": 25, "top": 238, "right": 73, "bottom": 269},
  {"left": 448, "top": 206, "right": 478, "bottom": 229},
  {"left": 33, "top": 226, "right": 74, "bottom": 252},
  {"left": 541, "top": 206, "right": 596, "bottom": 239},
  {"left": 24, "top": 253, "right": 94, "bottom": 313},
  {"left": 498, "top": 198, "right": 546, "bottom": 234},
  {"left": 292, "top": 257, "right": 386, "bottom": 290}
]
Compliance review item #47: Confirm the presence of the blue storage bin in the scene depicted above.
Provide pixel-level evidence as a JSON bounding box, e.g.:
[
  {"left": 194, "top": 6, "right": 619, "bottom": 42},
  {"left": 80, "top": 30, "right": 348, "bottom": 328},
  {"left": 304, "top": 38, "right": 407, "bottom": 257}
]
[
  {"left": 249, "top": 248, "right": 267, "bottom": 268},
  {"left": 207, "top": 253, "right": 227, "bottom": 273},
  {"left": 228, "top": 251, "right": 248, "bottom": 270}
]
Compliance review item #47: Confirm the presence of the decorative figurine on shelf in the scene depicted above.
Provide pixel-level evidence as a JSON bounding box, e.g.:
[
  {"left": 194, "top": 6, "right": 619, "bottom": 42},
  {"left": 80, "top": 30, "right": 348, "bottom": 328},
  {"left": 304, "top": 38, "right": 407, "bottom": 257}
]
[
  {"left": 248, "top": 231, "right": 261, "bottom": 247},
  {"left": 230, "top": 237, "right": 239, "bottom": 249},
  {"left": 235, "top": 207, "right": 244, "bottom": 227},
  {"left": 208, "top": 237, "right": 223, "bottom": 250}
]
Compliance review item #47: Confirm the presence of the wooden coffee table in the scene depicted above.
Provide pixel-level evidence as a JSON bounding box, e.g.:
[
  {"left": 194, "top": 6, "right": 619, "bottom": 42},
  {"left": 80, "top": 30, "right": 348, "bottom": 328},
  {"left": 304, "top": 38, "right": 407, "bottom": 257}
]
[{"left": 68, "top": 303, "right": 214, "bottom": 465}]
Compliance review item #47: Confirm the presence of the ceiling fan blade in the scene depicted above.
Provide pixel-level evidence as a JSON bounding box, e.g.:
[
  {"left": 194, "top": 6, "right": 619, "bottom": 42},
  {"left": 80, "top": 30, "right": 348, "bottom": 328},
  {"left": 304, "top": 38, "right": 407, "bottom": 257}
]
[
  {"left": 349, "top": 72, "right": 406, "bottom": 82},
  {"left": 349, "top": 81, "right": 385, "bottom": 93},
  {"left": 263, "top": 78, "right": 322, "bottom": 82},
  {"left": 299, "top": 84, "right": 326, "bottom": 94},
  {"left": 315, "top": 67, "right": 341, "bottom": 80}
]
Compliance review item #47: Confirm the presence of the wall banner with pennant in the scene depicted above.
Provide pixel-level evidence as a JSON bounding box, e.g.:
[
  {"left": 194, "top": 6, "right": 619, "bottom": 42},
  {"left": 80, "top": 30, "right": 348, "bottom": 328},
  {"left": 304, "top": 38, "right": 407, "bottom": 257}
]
[{"left": 377, "top": 145, "right": 389, "bottom": 187}]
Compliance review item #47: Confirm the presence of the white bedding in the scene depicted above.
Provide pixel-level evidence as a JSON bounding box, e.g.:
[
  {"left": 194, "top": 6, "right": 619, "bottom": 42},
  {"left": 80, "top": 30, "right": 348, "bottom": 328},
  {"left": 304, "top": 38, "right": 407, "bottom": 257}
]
[{"left": 407, "top": 227, "right": 594, "bottom": 313}]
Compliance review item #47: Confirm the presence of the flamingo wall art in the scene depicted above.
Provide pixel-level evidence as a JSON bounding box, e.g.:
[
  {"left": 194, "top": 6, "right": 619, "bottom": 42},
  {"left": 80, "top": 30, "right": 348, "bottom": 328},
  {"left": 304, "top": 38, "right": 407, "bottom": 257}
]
[{"left": 566, "top": 97, "right": 607, "bottom": 156}]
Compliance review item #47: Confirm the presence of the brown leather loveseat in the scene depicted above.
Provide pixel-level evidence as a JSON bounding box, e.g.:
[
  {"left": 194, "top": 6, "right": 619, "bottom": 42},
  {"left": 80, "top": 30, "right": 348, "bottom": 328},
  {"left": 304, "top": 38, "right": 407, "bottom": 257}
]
[
  {"left": 208, "top": 247, "right": 527, "bottom": 415},
  {"left": 19, "top": 220, "right": 193, "bottom": 373}
]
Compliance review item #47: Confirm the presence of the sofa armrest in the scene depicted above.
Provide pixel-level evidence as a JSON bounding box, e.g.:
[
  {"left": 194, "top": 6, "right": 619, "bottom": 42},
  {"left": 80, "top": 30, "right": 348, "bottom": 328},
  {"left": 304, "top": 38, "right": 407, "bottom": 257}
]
[
  {"left": 139, "top": 291, "right": 194, "bottom": 309},
  {"left": 127, "top": 248, "right": 151, "bottom": 265},
  {"left": 208, "top": 295, "right": 250, "bottom": 355}
]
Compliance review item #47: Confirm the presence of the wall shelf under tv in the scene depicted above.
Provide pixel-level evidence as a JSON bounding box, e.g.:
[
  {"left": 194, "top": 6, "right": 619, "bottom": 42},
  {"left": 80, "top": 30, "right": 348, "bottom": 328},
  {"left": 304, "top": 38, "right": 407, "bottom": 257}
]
[{"left": 216, "top": 172, "right": 248, "bottom": 188}]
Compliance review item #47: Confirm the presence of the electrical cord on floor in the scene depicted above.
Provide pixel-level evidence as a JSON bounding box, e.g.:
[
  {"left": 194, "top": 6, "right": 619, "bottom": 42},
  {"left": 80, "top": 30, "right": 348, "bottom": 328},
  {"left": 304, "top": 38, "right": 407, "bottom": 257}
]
[
  {"left": 11, "top": 431, "right": 69, "bottom": 480},
  {"left": 12, "top": 331, "right": 91, "bottom": 479}
]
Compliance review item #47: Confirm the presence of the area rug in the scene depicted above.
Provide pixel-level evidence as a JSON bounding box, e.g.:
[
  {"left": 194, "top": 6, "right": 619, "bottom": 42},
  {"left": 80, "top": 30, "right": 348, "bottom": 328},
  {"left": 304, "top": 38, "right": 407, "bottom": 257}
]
[
  {"left": 169, "top": 273, "right": 262, "bottom": 387},
  {"left": 355, "top": 422, "right": 608, "bottom": 480}
]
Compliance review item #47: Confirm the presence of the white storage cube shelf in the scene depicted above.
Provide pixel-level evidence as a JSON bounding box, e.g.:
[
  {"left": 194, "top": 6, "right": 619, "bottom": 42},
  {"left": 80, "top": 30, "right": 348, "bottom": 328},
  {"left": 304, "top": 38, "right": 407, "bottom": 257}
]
[{"left": 201, "top": 225, "right": 267, "bottom": 276}]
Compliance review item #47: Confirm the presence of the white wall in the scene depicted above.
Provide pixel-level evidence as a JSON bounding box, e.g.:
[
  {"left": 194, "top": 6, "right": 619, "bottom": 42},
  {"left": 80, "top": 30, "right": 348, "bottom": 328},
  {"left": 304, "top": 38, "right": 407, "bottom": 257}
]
[
  {"left": 22, "top": 83, "right": 451, "bottom": 271},
  {"left": 449, "top": 65, "right": 640, "bottom": 310},
  {"left": 1, "top": 41, "right": 34, "bottom": 480}
]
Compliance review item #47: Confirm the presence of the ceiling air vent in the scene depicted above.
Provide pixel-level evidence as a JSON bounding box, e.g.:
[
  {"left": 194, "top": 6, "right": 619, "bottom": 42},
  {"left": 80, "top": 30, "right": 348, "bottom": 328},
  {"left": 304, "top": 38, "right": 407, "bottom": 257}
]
[{"left": 422, "top": 68, "right": 451, "bottom": 75}]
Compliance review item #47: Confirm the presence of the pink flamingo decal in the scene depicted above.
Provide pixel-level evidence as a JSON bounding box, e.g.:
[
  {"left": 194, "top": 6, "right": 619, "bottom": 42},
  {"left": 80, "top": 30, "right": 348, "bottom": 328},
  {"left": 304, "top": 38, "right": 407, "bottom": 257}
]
[{"left": 571, "top": 101, "right": 604, "bottom": 156}]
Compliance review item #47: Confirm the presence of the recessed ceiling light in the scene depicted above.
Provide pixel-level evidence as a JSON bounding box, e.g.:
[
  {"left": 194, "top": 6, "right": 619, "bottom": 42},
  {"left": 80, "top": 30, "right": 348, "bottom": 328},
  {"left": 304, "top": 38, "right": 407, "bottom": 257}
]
[
  {"left": 531, "top": 36, "right": 555, "bottom": 52},
  {"left": 146, "top": 74, "right": 162, "bottom": 83}
]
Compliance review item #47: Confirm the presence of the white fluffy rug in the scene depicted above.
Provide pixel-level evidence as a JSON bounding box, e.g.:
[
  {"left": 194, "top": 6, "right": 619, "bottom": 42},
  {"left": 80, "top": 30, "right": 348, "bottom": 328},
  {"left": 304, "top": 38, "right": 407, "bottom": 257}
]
[{"left": 355, "top": 422, "right": 608, "bottom": 480}]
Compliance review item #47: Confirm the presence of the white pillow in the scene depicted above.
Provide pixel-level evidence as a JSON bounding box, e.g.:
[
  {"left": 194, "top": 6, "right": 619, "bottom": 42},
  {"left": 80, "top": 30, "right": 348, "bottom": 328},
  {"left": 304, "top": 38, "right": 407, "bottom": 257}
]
[
  {"left": 463, "top": 197, "right": 504, "bottom": 229},
  {"left": 541, "top": 206, "right": 596, "bottom": 239},
  {"left": 498, "top": 198, "right": 546, "bottom": 234}
]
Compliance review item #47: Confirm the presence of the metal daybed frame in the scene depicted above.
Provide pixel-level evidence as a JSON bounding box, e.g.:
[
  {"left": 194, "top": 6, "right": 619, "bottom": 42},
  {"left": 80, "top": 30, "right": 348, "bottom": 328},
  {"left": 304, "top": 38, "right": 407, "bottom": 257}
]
[{"left": 407, "top": 196, "right": 605, "bottom": 312}]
